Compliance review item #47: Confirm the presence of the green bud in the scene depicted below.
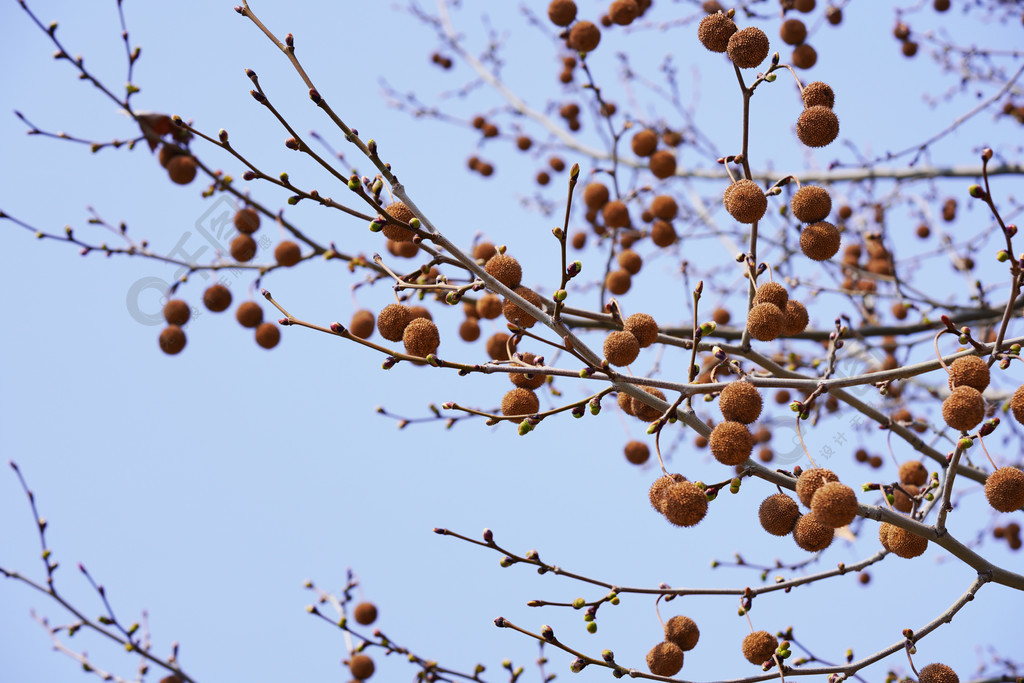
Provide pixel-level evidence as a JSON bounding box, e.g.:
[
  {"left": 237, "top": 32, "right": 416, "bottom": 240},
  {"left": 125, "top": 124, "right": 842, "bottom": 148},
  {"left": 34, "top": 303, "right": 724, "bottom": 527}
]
[
  {"left": 997, "top": 250, "right": 1010, "bottom": 262},
  {"left": 572, "top": 597, "right": 585, "bottom": 609},
  {"left": 586, "top": 621, "right": 597, "bottom": 633},
  {"left": 968, "top": 184, "right": 985, "bottom": 199},
  {"left": 518, "top": 420, "right": 534, "bottom": 436},
  {"left": 554, "top": 289, "right": 568, "bottom": 302},
  {"left": 610, "top": 596, "right": 619, "bottom": 605}
]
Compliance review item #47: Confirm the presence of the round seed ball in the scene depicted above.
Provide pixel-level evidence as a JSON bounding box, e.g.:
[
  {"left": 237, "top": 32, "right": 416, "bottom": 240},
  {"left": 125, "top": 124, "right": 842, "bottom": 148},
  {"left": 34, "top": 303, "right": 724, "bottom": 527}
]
[
  {"left": 604, "top": 330, "right": 641, "bottom": 366},
  {"left": 634, "top": 387, "right": 667, "bottom": 422},
  {"left": 796, "top": 468, "right": 839, "bottom": 506},
  {"left": 501, "top": 388, "right": 539, "bottom": 416},
  {"left": 485, "top": 253, "right": 523, "bottom": 289},
  {"left": 511, "top": 352, "right": 546, "bottom": 390},
  {"left": 203, "top": 284, "right": 232, "bottom": 312},
  {"left": 899, "top": 461, "right": 928, "bottom": 486},
  {"left": 234, "top": 207, "right": 261, "bottom": 234},
  {"left": 793, "top": 513, "right": 835, "bottom": 551},
  {"left": 159, "top": 326, "right": 186, "bottom": 355},
  {"left": 163, "top": 299, "right": 191, "bottom": 326},
  {"left": 947, "top": 355, "right": 990, "bottom": 392},
  {"left": 649, "top": 150, "right": 677, "bottom": 179},
  {"left": 583, "top": 182, "right": 610, "bottom": 209},
  {"left": 791, "top": 186, "right": 832, "bottom": 223},
  {"left": 236, "top": 301, "right": 264, "bottom": 328},
  {"left": 984, "top": 466, "right": 1024, "bottom": 512},
  {"left": 941, "top": 385, "right": 985, "bottom": 431},
  {"left": 662, "top": 481, "right": 709, "bottom": 527},
  {"left": 623, "top": 313, "right": 658, "bottom": 348},
  {"left": 719, "top": 382, "right": 762, "bottom": 424},
  {"left": 603, "top": 200, "right": 631, "bottom": 228},
  {"left": 167, "top": 155, "right": 198, "bottom": 185},
  {"left": 887, "top": 525, "right": 928, "bottom": 558},
  {"left": 502, "top": 287, "right": 544, "bottom": 329},
  {"left": 651, "top": 219, "right": 678, "bottom": 247},
  {"left": 780, "top": 18, "right": 807, "bottom": 45},
  {"left": 377, "top": 303, "right": 412, "bottom": 342},
  {"left": 878, "top": 522, "right": 894, "bottom": 551},
  {"left": 698, "top": 12, "right": 737, "bottom": 52},
  {"left": 753, "top": 281, "right": 789, "bottom": 310},
  {"left": 810, "top": 481, "right": 859, "bottom": 528},
  {"left": 792, "top": 43, "right": 817, "bottom": 69},
  {"left": 724, "top": 179, "right": 768, "bottom": 224},
  {"left": 632, "top": 129, "right": 658, "bottom": 157},
  {"left": 782, "top": 300, "right": 809, "bottom": 336},
  {"left": 919, "top": 664, "right": 959, "bottom": 683},
  {"left": 473, "top": 242, "right": 498, "bottom": 262},
  {"left": 476, "top": 293, "right": 503, "bottom": 319},
  {"left": 459, "top": 318, "right": 480, "bottom": 342},
  {"left": 255, "top": 322, "right": 280, "bottom": 349},
  {"left": 617, "top": 249, "right": 642, "bottom": 275},
  {"left": 403, "top": 317, "right": 440, "bottom": 357},
  {"left": 618, "top": 391, "right": 638, "bottom": 417},
  {"left": 650, "top": 195, "right": 678, "bottom": 220},
  {"left": 486, "top": 332, "right": 515, "bottom": 361},
  {"left": 382, "top": 201, "right": 416, "bottom": 242},
  {"left": 609, "top": 0, "right": 639, "bottom": 25},
  {"left": 742, "top": 631, "right": 778, "bottom": 666},
  {"left": 746, "top": 302, "right": 784, "bottom": 342},
  {"left": 664, "top": 615, "right": 699, "bottom": 651},
  {"left": 547, "top": 0, "right": 577, "bottom": 26},
  {"left": 710, "top": 421, "right": 754, "bottom": 465},
  {"left": 349, "top": 654, "right": 375, "bottom": 680},
  {"left": 892, "top": 484, "right": 920, "bottom": 513},
  {"left": 1012, "top": 385, "right": 1024, "bottom": 426},
  {"left": 727, "top": 26, "right": 770, "bottom": 69},
  {"left": 802, "top": 81, "right": 835, "bottom": 109},
  {"left": 275, "top": 240, "right": 302, "bottom": 267},
  {"left": 649, "top": 473, "right": 687, "bottom": 512},
  {"left": 606, "top": 269, "right": 632, "bottom": 295},
  {"left": 646, "top": 641, "right": 684, "bottom": 677},
  {"left": 353, "top": 601, "right": 378, "bottom": 625},
  {"left": 569, "top": 21, "right": 601, "bottom": 52},
  {"left": 624, "top": 440, "right": 650, "bottom": 465},
  {"left": 230, "top": 234, "right": 257, "bottom": 262},
  {"left": 759, "top": 493, "right": 800, "bottom": 536},
  {"left": 797, "top": 106, "right": 840, "bottom": 147},
  {"left": 800, "top": 221, "right": 841, "bottom": 260}
]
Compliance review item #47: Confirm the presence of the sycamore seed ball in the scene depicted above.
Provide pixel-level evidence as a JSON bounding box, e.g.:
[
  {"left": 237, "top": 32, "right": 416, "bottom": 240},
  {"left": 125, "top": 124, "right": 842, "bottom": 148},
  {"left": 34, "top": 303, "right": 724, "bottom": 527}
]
[
  {"left": 646, "top": 641, "right": 684, "bottom": 677},
  {"left": 800, "top": 221, "right": 841, "bottom": 261},
  {"left": 780, "top": 18, "right": 807, "bottom": 45},
  {"left": 236, "top": 301, "right": 264, "bottom": 329},
  {"left": 382, "top": 201, "right": 415, "bottom": 242},
  {"left": 1012, "top": 385, "right": 1024, "bottom": 426},
  {"left": 810, "top": 481, "right": 859, "bottom": 528},
  {"left": 569, "top": 21, "right": 601, "bottom": 52},
  {"left": 603, "top": 200, "right": 631, "bottom": 229},
  {"left": 697, "top": 12, "right": 737, "bottom": 53},
  {"left": 632, "top": 129, "right": 659, "bottom": 157},
  {"left": 485, "top": 253, "right": 523, "bottom": 289},
  {"left": 664, "top": 615, "right": 700, "bottom": 651},
  {"left": 793, "top": 513, "right": 835, "bottom": 551},
  {"left": 624, "top": 440, "right": 650, "bottom": 465},
  {"left": 618, "top": 391, "right": 638, "bottom": 417},
  {"left": 742, "top": 631, "right": 778, "bottom": 666},
  {"left": 502, "top": 287, "right": 544, "bottom": 329},
  {"left": 727, "top": 26, "right": 770, "bottom": 69},
  {"left": 583, "top": 182, "right": 610, "bottom": 210},
  {"left": 651, "top": 219, "right": 677, "bottom": 247},
  {"left": 792, "top": 43, "right": 817, "bottom": 69},
  {"left": 802, "top": 81, "right": 835, "bottom": 109},
  {"left": 791, "top": 185, "right": 832, "bottom": 223},
  {"left": 899, "top": 461, "right": 928, "bottom": 486},
  {"left": 662, "top": 481, "right": 709, "bottom": 527},
  {"left": 604, "top": 330, "right": 641, "bottom": 366},
  {"left": 275, "top": 240, "right": 302, "bottom": 267},
  {"left": 547, "top": 0, "right": 577, "bottom": 27},
  {"left": 350, "top": 309, "right": 375, "bottom": 339},
  {"left": 710, "top": 421, "right": 754, "bottom": 465},
  {"left": 759, "top": 493, "right": 800, "bottom": 536},
  {"left": 403, "top": 317, "right": 441, "bottom": 357},
  {"left": 167, "top": 155, "right": 198, "bottom": 185},
  {"left": 947, "top": 355, "right": 990, "bottom": 392},
  {"left": 746, "top": 302, "right": 784, "bottom": 342},
  {"left": 502, "top": 388, "right": 539, "bottom": 416},
  {"left": 892, "top": 484, "right": 920, "bottom": 513},
  {"left": 230, "top": 234, "right": 257, "bottom": 262},
  {"left": 634, "top": 387, "right": 667, "bottom": 422},
  {"left": 349, "top": 654, "right": 375, "bottom": 680},
  {"left": 649, "top": 473, "right": 687, "bottom": 512},
  {"left": 648, "top": 150, "right": 677, "bottom": 179},
  {"left": 650, "top": 195, "right": 678, "bottom": 220},
  {"left": 377, "top": 304, "right": 412, "bottom": 342},
  {"left": 487, "top": 332, "right": 515, "bottom": 361},
  {"left": 511, "top": 352, "right": 546, "bottom": 390},
  {"left": 623, "top": 313, "right": 658, "bottom": 347},
  {"left": 887, "top": 525, "right": 928, "bottom": 558},
  {"left": 163, "top": 299, "right": 191, "bottom": 326},
  {"left": 942, "top": 385, "right": 986, "bottom": 431},
  {"left": 234, "top": 207, "right": 260, "bottom": 234},
  {"left": 797, "top": 106, "right": 840, "bottom": 147},
  {"left": 796, "top": 468, "right": 839, "bottom": 507},
  {"left": 617, "top": 249, "right": 643, "bottom": 275},
  {"left": 919, "top": 663, "right": 959, "bottom": 683},
  {"left": 473, "top": 242, "right": 498, "bottom": 262},
  {"left": 255, "top": 322, "right": 280, "bottom": 349},
  {"left": 203, "top": 284, "right": 232, "bottom": 313},
  {"left": 609, "top": 0, "right": 640, "bottom": 26},
  {"left": 353, "top": 601, "right": 378, "bottom": 625},
  {"left": 984, "top": 466, "right": 1024, "bottom": 512},
  {"left": 476, "top": 293, "right": 504, "bottom": 319},
  {"left": 159, "top": 326, "right": 187, "bottom": 355},
  {"left": 606, "top": 269, "right": 632, "bottom": 295},
  {"left": 724, "top": 179, "right": 768, "bottom": 224},
  {"left": 782, "top": 300, "right": 809, "bottom": 336},
  {"left": 753, "top": 281, "right": 789, "bottom": 310},
  {"left": 719, "top": 381, "right": 762, "bottom": 424}
]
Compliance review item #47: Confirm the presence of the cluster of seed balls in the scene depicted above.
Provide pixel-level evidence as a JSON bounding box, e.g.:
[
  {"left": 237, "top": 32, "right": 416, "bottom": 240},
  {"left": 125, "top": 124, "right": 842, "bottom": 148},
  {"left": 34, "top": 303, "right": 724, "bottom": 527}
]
[
  {"left": 229, "top": 206, "right": 302, "bottom": 268},
  {"left": 745, "top": 281, "right": 810, "bottom": 343},
  {"left": 758, "top": 467, "right": 860, "bottom": 553},
  {"left": 159, "top": 143, "right": 198, "bottom": 186},
  {"left": 645, "top": 615, "right": 700, "bottom": 676},
  {"left": 547, "top": 0, "right": 654, "bottom": 55},
  {"left": 649, "top": 473, "right": 708, "bottom": 528},
  {"left": 346, "top": 600, "right": 379, "bottom": 681}
]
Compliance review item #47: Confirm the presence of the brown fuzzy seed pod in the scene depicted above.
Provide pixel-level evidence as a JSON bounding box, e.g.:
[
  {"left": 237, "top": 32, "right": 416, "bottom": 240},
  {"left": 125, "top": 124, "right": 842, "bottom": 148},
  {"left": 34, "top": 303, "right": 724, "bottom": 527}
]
[
  {"left": 348, "top": 310, "right": 375, "bottom": 338},
  {"left": 892, "top": 484, "right": 920, "bottom": 513},
  {"left": 800, "top": 221, "right": 841, "bottom": 261},
  {"left": 793, "top": 513, "right": 835, "bottom": 551},
  {"left": 167, "top": 155, "right": 198, "bottom": 185},
  {"left": 236, "top": 301, "right": 264, "bottom": 329},
  {"left": 486, "top": 333, "right": 515, "bottom": 361},
  {"left": 234, "top": 207, "right": 261, "bottom": 234},
  {"left": 604, "top": 330, "right": 641, "bottom": 366},
  {"left": 782, "top": 300, "right": 809, "bottom": 336},
  {"left": 984, "top": 466, "right": 1024, "bottom": 512},
  {"left": 878, "top": 522, "right": 894, "bottom": 551},
  {"left": 634, "top": 387, "right": 667, "bottom": 422},
  {"left": 649, "top": 150, "right": 677, "bottom": 179},
  {"left": 1012, "top": 385, "right": 1024, "bottom": 426},
  {"left": 810, "top": 482, "right": 859, "bottom": 528},
  {"left": 753, "top": 281, "right": 789, "bottom": 310},
  {"left": 163, "top": 299, "right": 191, "bottom": 326},
  {"left": 941, "top": 385, "right": 985, "bottom": 431},
  {"left": 631, "top": 129, "right": 658, "bottom": 157},
  {"left": 583, "top": 182, "right": 610, "bottom": 209},
  {"left": 349, "top": 654, "right": 375, "bottom": 680},
  {"left": 702, "top": 0, "right": 723, "bottom": 11},
  {"left": 724, "top": 179, "right": 768, "bottom": 224},
  {"left": 603, "top": 200, "right": 631, "bottom": 228},
  {"left": 899, "top": 461, "right": 928, "bottom": 486},
  {"left": 759, "top": 493, "right": 800, "bottom": 536},
  {"left": 792, "top": 43, "right": 817, "bottom": 69},
  {"left": 476, "top": 294, "right": 503, "bottom": 320},
  {"left": 510, "top": 352, "right": 546, "bottom": 390},
  {"left": 746, "top": 302, "right": 784, "bottom": 342},
  {"left": 801, "top": 81, "right": 835, "bottom": 109},
  {"left": 796, "top": 468, "right": 840, "bottom": 507},
  {"left": 646, "top": 641, "right": 684, "bottom": 677},
  {"left": 473, "top": 242, "right": 498, "bottom": 262},
  {"left": 159, "top": 326, "right": 187, "bottom": 355},
  {"left": 484, "top": 253, "right": 523, "bottom": 289},
  {"left": 947, "top": 355, "right": 990, "bottom": 392},
  {"left": 501, "top": 387, "right": 539, "bottom": 416},
  {"left": 547, "top": 0, "right": 577, "bottom": 26},
  {"left": 609, "top": 0, "right": 639, "bottom": 25},
  {"left": 651, "top": 219, "right": 678, "bottom": 247},
  {"left": 697, "top": 12, "right": 737, "bottom": 53},
  {"left": 624, "top": 440, "right": 650, "bottom": 465},
  {"left": 797, "top": 105, "right": 840, "bottom": 147},
  {"left": 203, "top": 284, "right": 232, "bottom": 313},
  {"left": 274, "top": 240, "right": 302, "bottom": 267},
  {"left": 377, "top": 304, "right": 412, "bottom": 342},
  {"left": 502, "top": 287, "right": 544, "bottom": 329},
  {"left": 459, "top": 318, "right": 481, "bottom": 343},
  {"left": 606, "top": 269, "right": 633, "bottom": 295},
  {"left": 618, "top": 391, "right": 638, "bottom": 417},
  {"left": 230, "top": 234, "right": 257, "bottom": 262},
  {"left": 403, "top": 317, "right": 441, "bottom": 357},
  {"left": 354, "top": 601, "right": 378, "bottom": 625},
  {"left": 727, "top": 26, "right": 770, "bottom": 69},
  {"left": 382, "top": 201, "right": 416, "bottom": 242},
  {"left": 569, "top": 21, "right": 601, "bottom": 52},
  {"left": 617, "top": 249, "right": 643, "bottom": 274},
  {"left": 887, "top": 525, "right": 928, "bottom": 558},
  {"left": 780, "top": 18, "right": 807, "bottom": 45},
  {"left": 710, "top": 421, "right": 754, "bottom": 465},
  {"left": 649, "top": 473, "right": 687, "bottom": 511},
  {"left": 662, "top": 481, "right": 709, "bottom": 527},
  {"left": 795, "top": 0, "right": 816, "bottom": 11},
  {"left": 158, "top": 144, "right": 184, "bottom": 168},
  {"left": 741, "top": 631, "right": 778, "bottom": 666},
  {"left": 791, "top": 185, "right": 832, "bottom": 223},
  {"left": 719, "top": 382, "right": 763, "bottom": 424},
  {"left": 387, "top": 239, "right": 418, "bottom": 258},
  {"left": 664, "top": 615, "right": 700, "bottom": 651},
  {"left": 624, "top": 313, "right": 659, "bottom": 348},
  {"left": 919, "top": 663, "right": 959, "bottom": 683},
  {"left": 255, "top": 322, "right": 280, "bottom": 349},
  {"left": 650, "top": 195, "right": 678, "bottom": 220}
]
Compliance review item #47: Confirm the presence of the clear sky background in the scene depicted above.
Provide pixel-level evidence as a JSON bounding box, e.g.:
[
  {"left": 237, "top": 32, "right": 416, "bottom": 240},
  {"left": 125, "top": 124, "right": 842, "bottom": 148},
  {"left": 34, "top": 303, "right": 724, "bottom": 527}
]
[{"left": 2, "top": 2, "right": 1023, "bottom": 683}]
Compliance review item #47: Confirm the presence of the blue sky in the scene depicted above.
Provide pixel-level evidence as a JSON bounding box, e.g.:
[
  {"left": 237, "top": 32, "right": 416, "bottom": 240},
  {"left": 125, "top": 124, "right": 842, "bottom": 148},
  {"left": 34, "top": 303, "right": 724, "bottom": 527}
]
[{"left": 2, "top": 2, "right": 1023, "bottom": 683}]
